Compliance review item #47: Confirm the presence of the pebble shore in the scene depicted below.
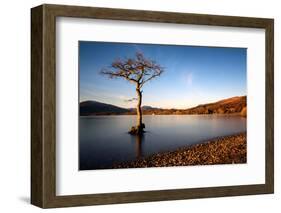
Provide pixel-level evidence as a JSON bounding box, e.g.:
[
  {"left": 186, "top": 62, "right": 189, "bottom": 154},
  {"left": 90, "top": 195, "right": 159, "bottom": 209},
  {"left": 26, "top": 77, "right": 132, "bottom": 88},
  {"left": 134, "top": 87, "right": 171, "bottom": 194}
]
[{"left": 113, "top": 133, "right": 246, "bottom": 168}]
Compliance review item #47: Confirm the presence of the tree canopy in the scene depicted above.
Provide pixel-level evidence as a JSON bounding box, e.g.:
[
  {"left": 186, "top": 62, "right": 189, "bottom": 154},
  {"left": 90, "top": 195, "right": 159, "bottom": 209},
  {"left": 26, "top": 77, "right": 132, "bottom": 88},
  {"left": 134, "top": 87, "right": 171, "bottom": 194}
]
[{"left": 101, "top": 52, "right": 164, "bottom": 88}]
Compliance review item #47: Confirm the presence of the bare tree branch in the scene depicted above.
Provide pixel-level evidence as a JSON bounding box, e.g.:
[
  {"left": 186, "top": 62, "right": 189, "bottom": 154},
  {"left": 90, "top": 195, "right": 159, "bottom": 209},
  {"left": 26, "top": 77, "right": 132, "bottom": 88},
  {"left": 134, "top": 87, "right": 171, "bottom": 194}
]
[{"left": 100, "top": 52, "right": 164, "bottom": 87}]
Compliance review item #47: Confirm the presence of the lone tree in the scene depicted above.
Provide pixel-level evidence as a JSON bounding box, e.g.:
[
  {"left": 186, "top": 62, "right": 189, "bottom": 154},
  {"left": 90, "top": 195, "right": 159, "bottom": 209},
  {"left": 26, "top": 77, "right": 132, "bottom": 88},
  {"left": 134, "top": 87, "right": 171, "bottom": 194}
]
[{"left": 101, "top": 52, "right": 164, "bottom": 135}]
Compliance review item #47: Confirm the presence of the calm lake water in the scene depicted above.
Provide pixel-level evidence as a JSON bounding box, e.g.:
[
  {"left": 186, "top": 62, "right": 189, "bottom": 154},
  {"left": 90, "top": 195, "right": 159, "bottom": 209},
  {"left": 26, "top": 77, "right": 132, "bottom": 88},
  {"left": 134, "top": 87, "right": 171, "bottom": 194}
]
[{"left": 79, "top": 115, "right": 246, "bottom": 170}]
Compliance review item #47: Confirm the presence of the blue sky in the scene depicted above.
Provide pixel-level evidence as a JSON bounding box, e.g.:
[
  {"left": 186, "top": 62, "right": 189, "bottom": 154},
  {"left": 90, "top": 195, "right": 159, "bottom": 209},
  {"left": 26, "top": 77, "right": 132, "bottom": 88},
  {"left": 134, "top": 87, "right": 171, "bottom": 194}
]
[{"left": 79, "top": 41, "right": 246, "bottom": 109}]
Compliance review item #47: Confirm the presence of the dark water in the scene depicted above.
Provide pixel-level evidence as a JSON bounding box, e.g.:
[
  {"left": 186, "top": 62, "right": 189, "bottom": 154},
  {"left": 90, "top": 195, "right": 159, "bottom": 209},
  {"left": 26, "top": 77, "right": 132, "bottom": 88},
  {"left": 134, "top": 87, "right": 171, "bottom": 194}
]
[{"left": 79, "top": 115, "right": 246, "bottom": 170}]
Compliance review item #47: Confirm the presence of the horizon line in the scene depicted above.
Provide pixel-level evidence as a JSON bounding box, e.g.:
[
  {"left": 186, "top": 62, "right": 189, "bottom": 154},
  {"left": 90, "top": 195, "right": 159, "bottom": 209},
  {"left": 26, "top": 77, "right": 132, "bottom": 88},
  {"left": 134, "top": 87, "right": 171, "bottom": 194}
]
[{"left": 80, "top": 94, "right": 247, "bottom": 110}]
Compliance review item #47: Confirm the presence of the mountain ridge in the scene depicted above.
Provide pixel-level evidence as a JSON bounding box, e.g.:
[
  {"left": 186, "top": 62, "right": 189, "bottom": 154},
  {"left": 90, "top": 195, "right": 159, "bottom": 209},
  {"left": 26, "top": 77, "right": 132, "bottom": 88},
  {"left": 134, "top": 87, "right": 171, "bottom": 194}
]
[{"left": 80, "top": 96, "right": 246, "bottom": 116}]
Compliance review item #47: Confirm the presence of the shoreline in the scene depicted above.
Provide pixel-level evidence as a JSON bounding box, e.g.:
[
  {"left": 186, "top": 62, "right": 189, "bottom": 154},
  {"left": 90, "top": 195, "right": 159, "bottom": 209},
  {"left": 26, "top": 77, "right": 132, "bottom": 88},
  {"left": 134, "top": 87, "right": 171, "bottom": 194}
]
[
  {"left": 113, "top": 132, "right": 246, "bottom": 169},
  {"left": 80, "top": 113, "right": 246, "bottom": 117}
]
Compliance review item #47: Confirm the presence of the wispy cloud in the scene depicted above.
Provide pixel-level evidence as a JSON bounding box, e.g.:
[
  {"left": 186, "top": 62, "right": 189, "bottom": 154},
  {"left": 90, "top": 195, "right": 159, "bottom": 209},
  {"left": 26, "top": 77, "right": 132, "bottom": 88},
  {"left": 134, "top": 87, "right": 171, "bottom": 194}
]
[
  {"left": 182, "top": 72, "right": 193, "bottom": 87},
  {"left": 186, "top": 73, "right": 193, "bottom": 86},
  {"left": 124, "top": 97, "right": 138, "bottom": 102}
]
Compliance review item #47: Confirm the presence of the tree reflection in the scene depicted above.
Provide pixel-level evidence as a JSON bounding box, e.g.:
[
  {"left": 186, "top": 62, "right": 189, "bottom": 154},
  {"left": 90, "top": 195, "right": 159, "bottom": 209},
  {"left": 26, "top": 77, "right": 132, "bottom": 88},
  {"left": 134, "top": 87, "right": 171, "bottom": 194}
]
[{"left": 133, "top": 134, "right": 145, "bottom": 159}]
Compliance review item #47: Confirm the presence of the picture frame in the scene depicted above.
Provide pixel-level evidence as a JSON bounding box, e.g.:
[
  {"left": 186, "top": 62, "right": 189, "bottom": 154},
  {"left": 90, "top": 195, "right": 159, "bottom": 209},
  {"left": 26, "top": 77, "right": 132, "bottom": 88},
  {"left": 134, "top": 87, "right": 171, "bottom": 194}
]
[{"left": 31, "top": 4, "right": 274, "bottom": 208}]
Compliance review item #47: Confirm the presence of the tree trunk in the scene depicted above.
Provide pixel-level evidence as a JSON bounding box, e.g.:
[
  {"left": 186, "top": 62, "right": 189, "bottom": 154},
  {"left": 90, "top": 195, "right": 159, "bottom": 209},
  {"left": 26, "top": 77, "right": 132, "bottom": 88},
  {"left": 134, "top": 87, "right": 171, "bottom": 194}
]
[
  {"left": 128, "top": 86, "right": 145, "bottom": 135},
  {"left": 136, "top": 86, "right": 143, "bottom": 129}
]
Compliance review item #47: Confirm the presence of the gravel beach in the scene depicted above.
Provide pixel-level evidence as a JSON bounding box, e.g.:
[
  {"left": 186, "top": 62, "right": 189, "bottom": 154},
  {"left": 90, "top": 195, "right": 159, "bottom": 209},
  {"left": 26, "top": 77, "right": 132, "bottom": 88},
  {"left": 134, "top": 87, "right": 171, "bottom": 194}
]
[{"left": 113, "top": 132, "right": 246, "bottom": 168}]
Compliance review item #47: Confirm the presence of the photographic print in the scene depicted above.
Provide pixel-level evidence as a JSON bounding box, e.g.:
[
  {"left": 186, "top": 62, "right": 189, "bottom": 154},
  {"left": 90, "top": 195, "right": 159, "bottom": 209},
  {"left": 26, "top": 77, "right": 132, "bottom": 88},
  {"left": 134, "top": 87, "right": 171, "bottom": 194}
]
[
  {"left": 79, "top": 41, "right": 247, "bottom": 170},
  {"left": 31, "top": 5, "right": 274, "bottom": 207}
]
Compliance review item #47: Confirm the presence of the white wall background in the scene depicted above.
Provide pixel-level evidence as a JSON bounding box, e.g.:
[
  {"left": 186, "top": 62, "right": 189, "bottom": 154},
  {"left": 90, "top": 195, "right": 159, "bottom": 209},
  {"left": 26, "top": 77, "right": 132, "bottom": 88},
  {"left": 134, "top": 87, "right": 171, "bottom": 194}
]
[{"left": 0, "top": 0, "right": 279, "bottom": 212}]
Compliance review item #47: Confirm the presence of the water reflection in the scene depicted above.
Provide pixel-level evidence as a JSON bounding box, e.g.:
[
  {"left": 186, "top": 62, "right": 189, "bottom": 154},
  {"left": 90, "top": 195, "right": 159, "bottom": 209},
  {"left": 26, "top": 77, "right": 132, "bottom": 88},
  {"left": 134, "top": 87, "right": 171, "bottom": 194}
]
[
  {"left": 79, "top": 115, "right": 246, "bottom": 170},
  {"left": 131, "top": 134, "right": 146, "bottom": 159}
]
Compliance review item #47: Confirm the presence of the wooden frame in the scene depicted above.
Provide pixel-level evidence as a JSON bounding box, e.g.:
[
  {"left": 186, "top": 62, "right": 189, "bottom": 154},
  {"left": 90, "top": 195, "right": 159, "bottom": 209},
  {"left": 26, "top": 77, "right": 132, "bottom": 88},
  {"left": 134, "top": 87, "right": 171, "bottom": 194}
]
[{"left": 31, "top": 4, "right": 274, "bottom": 208}]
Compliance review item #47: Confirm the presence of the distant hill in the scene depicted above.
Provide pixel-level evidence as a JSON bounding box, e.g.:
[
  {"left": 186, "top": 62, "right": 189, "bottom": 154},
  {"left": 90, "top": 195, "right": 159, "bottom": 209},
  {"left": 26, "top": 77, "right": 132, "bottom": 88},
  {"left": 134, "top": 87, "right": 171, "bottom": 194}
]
[
  {"left": 182, "top": 96, "right": 246, "bottom": 115},
  {"left": 141, "top": 105, "right": 161, "bottom": 110},
  {"left": 127, "top": 106, "right": 161, "bottom": 112},
  {"left": 80, "top": 100, "right": 129, "bottom": 116},
  {"left": 80, "top": 96, "right": 246, "bottom": 116}
]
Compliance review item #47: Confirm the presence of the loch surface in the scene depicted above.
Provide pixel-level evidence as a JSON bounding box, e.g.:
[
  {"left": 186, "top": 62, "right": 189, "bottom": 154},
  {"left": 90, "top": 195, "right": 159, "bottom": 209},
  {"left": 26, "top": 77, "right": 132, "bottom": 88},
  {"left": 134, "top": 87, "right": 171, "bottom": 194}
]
[{"left": 79, "top": 114, "right": 246, "bottom": 170}]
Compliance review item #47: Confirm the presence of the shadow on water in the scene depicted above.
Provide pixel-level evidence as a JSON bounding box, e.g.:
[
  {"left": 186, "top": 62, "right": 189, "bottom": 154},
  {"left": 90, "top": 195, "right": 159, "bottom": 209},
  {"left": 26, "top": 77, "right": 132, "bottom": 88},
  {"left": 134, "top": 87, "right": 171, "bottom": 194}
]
[{"left": 130, "top": 133, "right": 146, "bottom": 159}]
